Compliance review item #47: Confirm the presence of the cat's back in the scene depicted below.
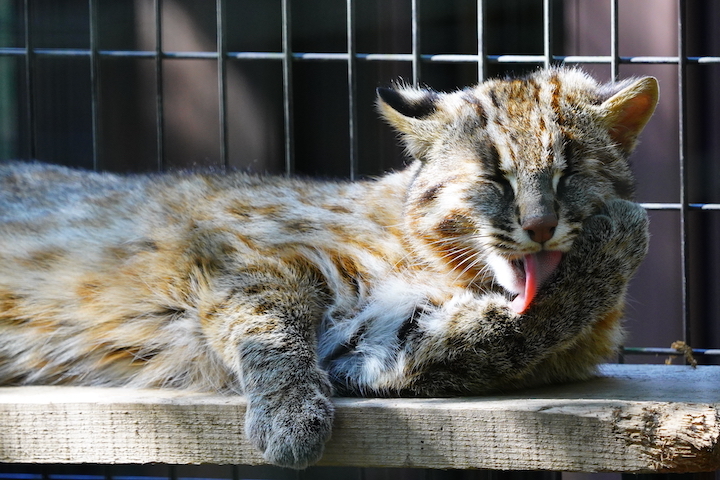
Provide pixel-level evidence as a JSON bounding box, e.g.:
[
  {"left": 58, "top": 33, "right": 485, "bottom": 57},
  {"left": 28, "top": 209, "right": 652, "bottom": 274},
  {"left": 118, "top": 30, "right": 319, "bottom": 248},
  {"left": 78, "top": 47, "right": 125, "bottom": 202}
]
[
  {"left": 1, "top": 161, "right": 139, "bottom": 217},
  {"left": 0, "top": 161, "right": 409, "bottom": 280},
  {"left": 0, "top": 161, "right": 384, "bottom": 238}
]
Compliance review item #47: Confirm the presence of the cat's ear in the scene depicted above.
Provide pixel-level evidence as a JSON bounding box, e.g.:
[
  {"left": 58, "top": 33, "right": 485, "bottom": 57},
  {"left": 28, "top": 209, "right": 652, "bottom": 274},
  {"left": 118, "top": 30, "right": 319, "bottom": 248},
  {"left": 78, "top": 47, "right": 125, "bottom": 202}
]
[
  {"left": 377, "top": 86, "right": 441, "bottom": 160},
  {"left": 599, "top": 77, "right": 659, "bottom": 155}
]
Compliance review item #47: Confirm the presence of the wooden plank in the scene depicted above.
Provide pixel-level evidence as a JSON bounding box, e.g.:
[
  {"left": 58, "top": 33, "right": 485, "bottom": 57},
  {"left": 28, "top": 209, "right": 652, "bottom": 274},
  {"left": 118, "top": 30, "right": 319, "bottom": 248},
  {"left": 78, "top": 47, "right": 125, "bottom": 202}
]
[{"left": 0, "top": 364, "right": 718, "bottom": 473}]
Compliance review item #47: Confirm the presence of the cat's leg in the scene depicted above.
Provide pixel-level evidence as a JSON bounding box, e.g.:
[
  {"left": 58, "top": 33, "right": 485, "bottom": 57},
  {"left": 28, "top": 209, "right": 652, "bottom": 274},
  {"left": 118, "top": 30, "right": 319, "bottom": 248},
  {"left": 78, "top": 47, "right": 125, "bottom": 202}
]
[
  {"left": 201, "top": 265, "right": 333, "bottom": 469},
  {"left": 330, "top": 199, "right": 648, "bottom": 395}
]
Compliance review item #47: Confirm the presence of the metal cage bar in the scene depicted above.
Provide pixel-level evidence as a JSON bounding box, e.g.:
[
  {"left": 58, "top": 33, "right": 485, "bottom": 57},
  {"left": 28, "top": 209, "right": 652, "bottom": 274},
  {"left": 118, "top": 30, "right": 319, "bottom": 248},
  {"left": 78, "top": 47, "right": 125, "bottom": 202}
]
[
  {"left": 677, "top": 0, "right": 691, "bottom": 347},
  {"left": 346, "top": 0, "right": 358, "bottom": 180},
  {"left": 154, "top": 0, "right": 164, "bottom": 171},
  {"left": 610, "top": 0, "right": 619, "bottom": 80},
  {"left": 3, "top": 48, "right": 720, "bottom": 66},
  {"left": 281, "top": 0, "right": 294, "bottom": 176},
  {"left": 21, "top": 0, "right": 36, "bottom": 160},
  {"left": 88, "top": 0, "right": 100, "bottom": 171},
  {"left": 542, "top": 0, "right": 553, "bottom": 69},
  {"left": 411, "top": 0, "right": 421, "bottom": 86},
  {"left": 477, "top": 0, "right": 487, "bottom": 81},
  {"left": 216, "top": 0, "right": 229, "bottom": 170}
]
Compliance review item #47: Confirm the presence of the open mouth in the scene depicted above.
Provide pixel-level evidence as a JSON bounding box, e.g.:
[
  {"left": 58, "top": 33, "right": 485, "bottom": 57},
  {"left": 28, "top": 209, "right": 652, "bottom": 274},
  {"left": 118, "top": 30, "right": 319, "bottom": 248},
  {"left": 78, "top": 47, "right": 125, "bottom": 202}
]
[{"left": 507, "top": 251, "right": 563, "bottom": 314}]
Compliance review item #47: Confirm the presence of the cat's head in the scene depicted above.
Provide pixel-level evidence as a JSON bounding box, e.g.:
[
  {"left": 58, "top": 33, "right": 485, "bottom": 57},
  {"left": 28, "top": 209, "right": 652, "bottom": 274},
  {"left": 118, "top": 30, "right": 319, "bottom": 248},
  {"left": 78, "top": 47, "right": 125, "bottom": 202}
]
[{"left": 378, "top": 67, "right": 658, "bottom": 312}]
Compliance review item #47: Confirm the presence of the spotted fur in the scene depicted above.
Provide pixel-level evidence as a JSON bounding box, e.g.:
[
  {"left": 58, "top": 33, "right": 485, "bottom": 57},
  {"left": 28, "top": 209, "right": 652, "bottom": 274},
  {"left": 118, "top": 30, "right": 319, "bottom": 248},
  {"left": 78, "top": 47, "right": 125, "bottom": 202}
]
[{"left": 0, "top": 68, "right": 657, "bottom": 468}]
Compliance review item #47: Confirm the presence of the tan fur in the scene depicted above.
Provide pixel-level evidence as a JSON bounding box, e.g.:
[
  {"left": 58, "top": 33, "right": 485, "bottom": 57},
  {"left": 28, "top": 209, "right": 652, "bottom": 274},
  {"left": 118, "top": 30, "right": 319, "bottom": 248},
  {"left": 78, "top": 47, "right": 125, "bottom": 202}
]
[{"left": 0, "top": 67, "right": 657, "bottom": 468}]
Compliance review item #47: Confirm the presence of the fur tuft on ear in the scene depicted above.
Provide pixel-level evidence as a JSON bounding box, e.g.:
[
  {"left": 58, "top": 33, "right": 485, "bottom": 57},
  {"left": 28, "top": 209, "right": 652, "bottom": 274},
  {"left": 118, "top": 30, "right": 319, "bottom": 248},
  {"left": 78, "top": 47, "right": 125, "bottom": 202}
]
[
  {"left": 599, "top": 76, "right": 659, "bottom": 155},
  {"left": 376, "top": 86, "right": 442, "bottom": 160},
  {"left": 376, "top": 87, "right": 438, "bottom": 119}
]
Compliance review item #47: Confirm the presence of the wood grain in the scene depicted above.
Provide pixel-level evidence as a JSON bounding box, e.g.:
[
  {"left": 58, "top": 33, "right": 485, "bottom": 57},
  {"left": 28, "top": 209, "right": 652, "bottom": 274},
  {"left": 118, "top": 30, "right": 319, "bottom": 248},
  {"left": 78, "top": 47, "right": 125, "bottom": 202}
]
[{"left": 0, "top": 364, "right": 717, "bottom": 473}]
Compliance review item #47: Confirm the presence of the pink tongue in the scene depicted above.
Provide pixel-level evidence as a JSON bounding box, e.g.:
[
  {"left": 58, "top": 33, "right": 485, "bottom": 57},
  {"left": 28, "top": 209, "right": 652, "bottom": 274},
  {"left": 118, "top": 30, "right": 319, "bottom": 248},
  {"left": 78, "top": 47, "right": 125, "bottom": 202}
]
[{"left": 509, "top": 251, "right": 563, "bottom": 314}]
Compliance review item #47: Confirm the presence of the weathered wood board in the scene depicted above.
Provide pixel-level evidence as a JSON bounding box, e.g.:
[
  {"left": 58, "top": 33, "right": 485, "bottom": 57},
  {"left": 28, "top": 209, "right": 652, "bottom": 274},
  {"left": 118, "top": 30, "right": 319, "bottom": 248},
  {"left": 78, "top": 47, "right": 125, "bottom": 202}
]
[{"left": 0, "top": 364, "right": 718, "bottom": 473}]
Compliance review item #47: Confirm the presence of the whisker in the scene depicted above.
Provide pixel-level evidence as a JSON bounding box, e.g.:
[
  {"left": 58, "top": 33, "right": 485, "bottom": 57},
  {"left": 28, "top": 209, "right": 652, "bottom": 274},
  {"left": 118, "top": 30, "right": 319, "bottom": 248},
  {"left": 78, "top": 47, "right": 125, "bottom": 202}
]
[{"left": 451, "top": 250, "right": 486, "bottom": 284}]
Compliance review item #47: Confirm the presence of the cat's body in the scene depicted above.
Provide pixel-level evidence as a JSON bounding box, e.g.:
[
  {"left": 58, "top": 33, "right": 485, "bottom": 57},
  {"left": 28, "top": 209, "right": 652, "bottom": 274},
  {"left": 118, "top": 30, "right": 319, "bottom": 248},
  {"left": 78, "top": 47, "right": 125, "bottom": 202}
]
[{"left": 0, "top": 68, "right": 657, "bottom": 468}]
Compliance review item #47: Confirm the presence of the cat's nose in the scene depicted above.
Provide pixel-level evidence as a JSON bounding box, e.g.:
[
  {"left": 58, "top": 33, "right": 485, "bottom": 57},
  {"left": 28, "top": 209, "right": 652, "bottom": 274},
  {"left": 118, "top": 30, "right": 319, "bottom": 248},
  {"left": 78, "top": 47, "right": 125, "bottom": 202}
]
[{"left": 522, "top": 214, "right": 558, "bottom": 244}]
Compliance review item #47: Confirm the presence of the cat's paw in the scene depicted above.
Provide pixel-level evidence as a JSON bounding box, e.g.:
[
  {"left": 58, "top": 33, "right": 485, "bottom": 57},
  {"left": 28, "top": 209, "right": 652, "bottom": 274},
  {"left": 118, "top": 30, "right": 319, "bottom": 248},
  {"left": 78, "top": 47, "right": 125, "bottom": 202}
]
[
  {"left": 577, "top": 200, "right": 646, "bottom": 244},
  {"left": 597, "top": 199, "right": 649, "bottom": 268},
  {"left": 602, "top": 199, "right": 649, "bottom": 239},
  {"left": 571, "top": 199, "right": 649, "bottom": 277},
  {"left": 245, "top": 376, "right": 335, "bottom": 469}
]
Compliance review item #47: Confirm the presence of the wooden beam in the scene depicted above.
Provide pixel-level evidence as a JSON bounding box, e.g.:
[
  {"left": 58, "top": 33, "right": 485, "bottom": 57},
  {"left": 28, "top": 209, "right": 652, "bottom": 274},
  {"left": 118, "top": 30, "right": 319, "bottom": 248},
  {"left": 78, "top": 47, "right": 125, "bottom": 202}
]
[{"left": 0, "top": 364, "right": 718, "bottom": 473}]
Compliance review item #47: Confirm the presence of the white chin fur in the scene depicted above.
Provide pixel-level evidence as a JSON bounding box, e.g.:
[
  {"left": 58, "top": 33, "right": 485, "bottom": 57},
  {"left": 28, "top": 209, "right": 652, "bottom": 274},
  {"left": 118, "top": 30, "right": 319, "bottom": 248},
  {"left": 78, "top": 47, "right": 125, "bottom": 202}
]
[{"left": 486, "top": 252, "right": 523, "bottom": 295}]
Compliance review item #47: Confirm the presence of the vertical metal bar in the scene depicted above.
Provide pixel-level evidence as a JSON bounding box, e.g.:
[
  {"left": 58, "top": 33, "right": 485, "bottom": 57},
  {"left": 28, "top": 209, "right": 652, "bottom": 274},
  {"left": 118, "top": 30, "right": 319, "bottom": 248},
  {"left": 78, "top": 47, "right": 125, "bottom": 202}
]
[
  {"left": 155, "top": 0, "right": 164, "bottom": 171},
  {"left": 610, "top": 0, "right": 619, "bottom": 81},
  {"left": 477, "top": 0, "right": 487, "bottom": 81},
  {"left": 610, "top": 1, "right": 623, "bottom": 363},
  {"left": 677, "top": 0, "right": 691, "bottom": 347},
  {"left": 88, "top": 0, "right": 101, "bottom": 170},
  {"left": 542, "top": 0, "right": 553, "bottom": 68},
  {"left": 609, "top": 0, "right": 623, "bottom": 362},
  {"left": 281, "top": 0, "right": 294, "bottom": 176},
  {"left": 216, "top": 0, "right": 229, "bottom": 169},
  {"left": 23, "top": 0, "right": 36, "bottom": 159},
  {"left": 346, "top": 0, "right": 357, "bottom": 180},
  {"left": 411, "top": 0, "right": 420, "bottom": 86}
]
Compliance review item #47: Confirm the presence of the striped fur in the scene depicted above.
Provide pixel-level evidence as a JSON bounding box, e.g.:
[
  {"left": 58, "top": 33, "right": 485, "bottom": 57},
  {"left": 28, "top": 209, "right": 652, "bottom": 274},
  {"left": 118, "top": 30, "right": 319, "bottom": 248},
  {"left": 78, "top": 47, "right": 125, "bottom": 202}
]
[{"left": 0, "top": 68, "right": 657, "bottom": 468}]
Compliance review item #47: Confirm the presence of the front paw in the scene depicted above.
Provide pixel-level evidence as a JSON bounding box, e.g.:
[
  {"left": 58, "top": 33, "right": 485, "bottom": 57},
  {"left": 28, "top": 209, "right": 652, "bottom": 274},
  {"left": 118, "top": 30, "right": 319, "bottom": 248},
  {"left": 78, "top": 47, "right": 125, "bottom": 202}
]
[
  {"left": 566, "top": 199, "right": 649, "bottom": 279},
  {"left": 601, "top": 198, "right": 648, "bottom": 235},
  {"left": 591, "top": 199, "right": 649, "bottom": 268},
  {"left": 245, "top": 380, "right": 334, "bottom": 469}
]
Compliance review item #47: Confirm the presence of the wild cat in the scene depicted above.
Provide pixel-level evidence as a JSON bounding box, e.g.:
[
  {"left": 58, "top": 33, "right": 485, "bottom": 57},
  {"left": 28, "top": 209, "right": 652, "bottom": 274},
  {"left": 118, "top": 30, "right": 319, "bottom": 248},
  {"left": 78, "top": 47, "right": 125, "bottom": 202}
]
[{"left": 0, "top": 67, "right": 657, "bottom": 468}]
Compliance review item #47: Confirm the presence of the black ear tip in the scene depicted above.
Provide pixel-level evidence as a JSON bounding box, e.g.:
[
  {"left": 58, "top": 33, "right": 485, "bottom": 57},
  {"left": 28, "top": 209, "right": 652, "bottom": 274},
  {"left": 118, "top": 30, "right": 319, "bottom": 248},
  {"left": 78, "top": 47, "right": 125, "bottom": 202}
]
[
  {"left": 376, "top": 87, "right": 396, "bottom": 103},
  {"left": 377, "top": 87, "right": 437, "bottom": 119}
]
